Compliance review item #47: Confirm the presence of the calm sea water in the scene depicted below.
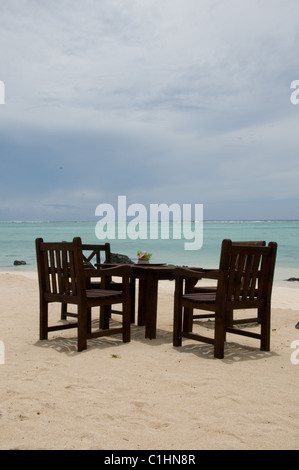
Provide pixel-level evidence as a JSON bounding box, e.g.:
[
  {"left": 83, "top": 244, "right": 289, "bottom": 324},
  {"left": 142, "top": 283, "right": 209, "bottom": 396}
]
[{"left": 0, "top": 220, "right": 298, "bottom": 287}]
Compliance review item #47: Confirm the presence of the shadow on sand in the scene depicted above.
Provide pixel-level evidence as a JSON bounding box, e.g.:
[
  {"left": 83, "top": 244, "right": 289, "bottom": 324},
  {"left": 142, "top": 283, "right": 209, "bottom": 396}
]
[{"left": 34, "top": 317, "right": 278, "bottom": 364}]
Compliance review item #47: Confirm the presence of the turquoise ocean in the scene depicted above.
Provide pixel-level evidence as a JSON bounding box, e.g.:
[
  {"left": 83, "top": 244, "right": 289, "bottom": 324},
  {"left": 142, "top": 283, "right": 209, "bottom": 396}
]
[{"left": 0, "top": 220, "right": 299, "bottom": 287}]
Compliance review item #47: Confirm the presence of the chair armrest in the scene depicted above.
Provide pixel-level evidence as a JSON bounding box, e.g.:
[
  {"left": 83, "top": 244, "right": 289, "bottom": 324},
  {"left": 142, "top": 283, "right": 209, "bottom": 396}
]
[
  {"left": 85, "top": 264, "right": 132, "bottom": 278},
  {"left": 174, "top": 266, "right": 221, "bottom": 280}
]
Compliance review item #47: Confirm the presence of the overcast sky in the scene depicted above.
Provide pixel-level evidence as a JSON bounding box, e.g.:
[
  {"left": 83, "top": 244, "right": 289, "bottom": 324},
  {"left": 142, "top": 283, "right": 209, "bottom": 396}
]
[{"left": 0, "top": 0, "right": 298, "bottom": 221}]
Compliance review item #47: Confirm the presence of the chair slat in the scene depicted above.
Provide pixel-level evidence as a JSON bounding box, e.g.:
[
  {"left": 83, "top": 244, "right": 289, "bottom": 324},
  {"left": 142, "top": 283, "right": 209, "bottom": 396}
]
[
  {"left": 49, "top": 250, "right": 57, "bottom": 294},
  {"left": 82, "top": 243, "right": 111, "bottom": 266},
  {"left": 227, "top": 252, "right": 238, "bottom": 300},
  {"left": 249, "top": 254, "right": 261, "bottom": 299},
  {"left": 258, "top": 255, "right": 267, "bottom": 298},
  {"left": 234, "top": 253, "right": 245, "bottom": 299},
  {"left": 241, "top": 254, "right": 253, "bottom": 300},
  {"left": 69, "top": 250, "right": 77, "bottom": 296},
  {"left": 61, "top": 250, "right": 70, "bottom": 295},
  {"left": 56, "top": 250, "right": 63, "bottom": 293},
  {"left": 84, "top": 249, "right": 97, "bottom": 263},
  {"left": 43, "top": 250, "right": 51, "bottom": 293}
]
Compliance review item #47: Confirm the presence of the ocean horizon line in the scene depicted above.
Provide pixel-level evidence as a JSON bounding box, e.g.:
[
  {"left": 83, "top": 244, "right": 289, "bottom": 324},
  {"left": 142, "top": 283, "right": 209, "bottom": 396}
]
[{"left": 0, "top": 219, "right": 299, "bottom": 224}]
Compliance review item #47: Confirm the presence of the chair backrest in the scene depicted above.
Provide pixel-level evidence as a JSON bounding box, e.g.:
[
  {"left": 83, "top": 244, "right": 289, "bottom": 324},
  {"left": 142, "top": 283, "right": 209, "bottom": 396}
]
[
  {"left": 231, "top": 241, "right": 266, "bottom": 280},
  {"left": 232, "top": 240, "right": 266, "bottom": 247},
  {"left": 81, "top": 243, "right": 111, "bottom": 266},
  {"left": 219, "top": 239, "right": 277, "bottom": 303},
  {"left": 36, "top": 237, "right": 85, "bottom": 302}
]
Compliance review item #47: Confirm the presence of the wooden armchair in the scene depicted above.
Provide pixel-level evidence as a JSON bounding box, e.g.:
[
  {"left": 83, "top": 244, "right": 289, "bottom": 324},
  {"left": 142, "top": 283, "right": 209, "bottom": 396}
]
[
  {"left": 184, "top": 241, "right": 266, "bottom": 331},
  {"left": 36, "top": 237, "right": 132, "bottom": 351},
  {"left": 61, "top": 242, "right": 135, "bottom": 323},
  {"left": 173, "top": 239, "right": 277, "bottom": 359}
]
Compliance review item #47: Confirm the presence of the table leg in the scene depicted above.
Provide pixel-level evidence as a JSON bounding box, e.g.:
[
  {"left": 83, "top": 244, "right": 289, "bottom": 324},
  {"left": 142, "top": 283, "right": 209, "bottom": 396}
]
[
  {"left": 144, "top": 273, "right": 158, "bottom": 339},
  {"left": 137, "top": 279, "right": 147, "bottom": 326}
]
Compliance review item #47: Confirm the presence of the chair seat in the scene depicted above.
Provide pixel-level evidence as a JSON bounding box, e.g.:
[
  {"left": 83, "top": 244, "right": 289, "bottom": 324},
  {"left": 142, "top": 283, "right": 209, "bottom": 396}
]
[
  {"left": 86, "top": 289, "right": 123, "bottom": 299},
  {"left": 182, "top": 292, "right": 262, "bottom": 304},
  {"left": 182, "top": 292, "right": 216, "bottom": 303},
  {"left": 182, "top": 294, "right": 266, "bottom": 315}
]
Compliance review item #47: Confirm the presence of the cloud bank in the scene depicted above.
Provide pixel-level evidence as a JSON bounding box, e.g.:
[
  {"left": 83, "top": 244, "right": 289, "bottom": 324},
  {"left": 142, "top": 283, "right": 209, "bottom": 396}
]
[{"left": 0, "top": 0, "right": 298, "bottom": 220}]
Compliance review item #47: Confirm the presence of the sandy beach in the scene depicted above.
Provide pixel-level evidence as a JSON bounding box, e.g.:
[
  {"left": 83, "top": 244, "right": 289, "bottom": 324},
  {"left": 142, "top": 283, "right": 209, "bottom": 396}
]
[{"left": 0, "top": 271, "right": 298, "bottom": 450}]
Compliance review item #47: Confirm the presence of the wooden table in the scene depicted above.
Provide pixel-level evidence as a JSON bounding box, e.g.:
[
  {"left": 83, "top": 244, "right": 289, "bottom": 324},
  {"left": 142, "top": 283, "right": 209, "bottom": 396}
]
[
  {"left": 132, "top": 264, "right": 176, "bottom": 339},
  {"left": 96, "top": 263, "right": 176, "bottom": 339}
]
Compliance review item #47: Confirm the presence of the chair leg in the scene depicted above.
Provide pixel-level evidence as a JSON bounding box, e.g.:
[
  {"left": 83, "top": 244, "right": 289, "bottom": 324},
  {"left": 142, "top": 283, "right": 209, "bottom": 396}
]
[
  {"left": 130, "top": 279, "right": 136, "bottom": 324},
  {"left": 100, "top": 305, "right": 111, "bottom": 330},
  {"left": 61, "top": 302, "right": 67, "bottom": 320},
  {"left": 173, "top": 303, "right": 183, "bottom": 347},
  {"left": 40, "top": 299, "right": 48, "bottom": 340},
  {"left": 214, "top": 307, "right": 225, "bottom": 359},
  {"left": 86, "top": 307, "right": 92, "bottom": 334},
  {"left": 226, "top": 308, "right": 233, "bottom": 328},
  {"left": 122, "top": 299, "right": 131, "bottom": 343},
  {"left": 183, "top": 307, "right": 193, "bottom": 332},
  {"left": 260, "top": 306, "right": 271, "bottom": 351},
  {"left": 77, "top": 304, "right": 87, "bottom": 352}
]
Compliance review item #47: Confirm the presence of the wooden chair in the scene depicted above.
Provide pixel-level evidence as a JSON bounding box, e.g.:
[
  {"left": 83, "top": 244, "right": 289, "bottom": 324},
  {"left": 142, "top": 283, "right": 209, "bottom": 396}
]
[
  {"left": 184, "top": 241, "right": 266, "bottom": 331},
  {"left": 60, "top": 242, "right": 110, "bottom": 321},
  {"left": 61, "top": 242, "right": 136, "bottom": 323},
  {"left": 36, "top": 237, "right": 132, "bottom": 352},
  {"left": 173, "top": 239, "right": 277, "bottom": 359}
]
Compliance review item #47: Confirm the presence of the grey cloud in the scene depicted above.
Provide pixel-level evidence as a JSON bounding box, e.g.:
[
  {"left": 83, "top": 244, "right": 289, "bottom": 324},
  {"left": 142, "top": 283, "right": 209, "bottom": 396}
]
[{"left": 0, "top": 0, "right": 298, "bottom": 221}]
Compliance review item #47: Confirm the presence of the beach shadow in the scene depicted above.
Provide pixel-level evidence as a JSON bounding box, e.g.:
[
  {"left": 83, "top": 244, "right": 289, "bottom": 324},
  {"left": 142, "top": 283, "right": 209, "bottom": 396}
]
[
  {"left": 34, "top": 316, "right": 175, "bottom": 355},
  {"left": 33, "top": 315, "right": 277, "bottom": 362},
  {"left": 172, "top": 319, "right": 278, "bottom": 363},
  {"left": 130, "top": 325, "right": 173, "bottom": 346},
  {"left": 34, "top": 335, "right": 128, "bottom": 356},
  {"left": 34, "top": 318, "right": 135, "bottom": 356},
  {"left": 174, "top": 342, "right": 277, "bottom": 363}
]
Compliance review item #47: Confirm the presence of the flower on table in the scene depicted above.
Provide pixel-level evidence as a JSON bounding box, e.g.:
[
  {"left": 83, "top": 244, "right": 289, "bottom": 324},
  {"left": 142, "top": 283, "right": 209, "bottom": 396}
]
[{"left": 137, "top": 250, "right": 152, "bottom": 261}]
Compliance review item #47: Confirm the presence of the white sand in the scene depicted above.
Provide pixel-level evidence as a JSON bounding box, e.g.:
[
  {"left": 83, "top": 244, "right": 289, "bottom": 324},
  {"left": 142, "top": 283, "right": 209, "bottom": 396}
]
[{"left": 0, "top": 271, "right": 298, "bottom": 450}]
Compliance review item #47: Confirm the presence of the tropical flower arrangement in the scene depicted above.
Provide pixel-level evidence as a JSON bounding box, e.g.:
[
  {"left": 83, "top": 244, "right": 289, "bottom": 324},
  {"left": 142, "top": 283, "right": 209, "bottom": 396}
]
[{"left": 137, "top": 250, "right": 152, "bottom": 262}]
